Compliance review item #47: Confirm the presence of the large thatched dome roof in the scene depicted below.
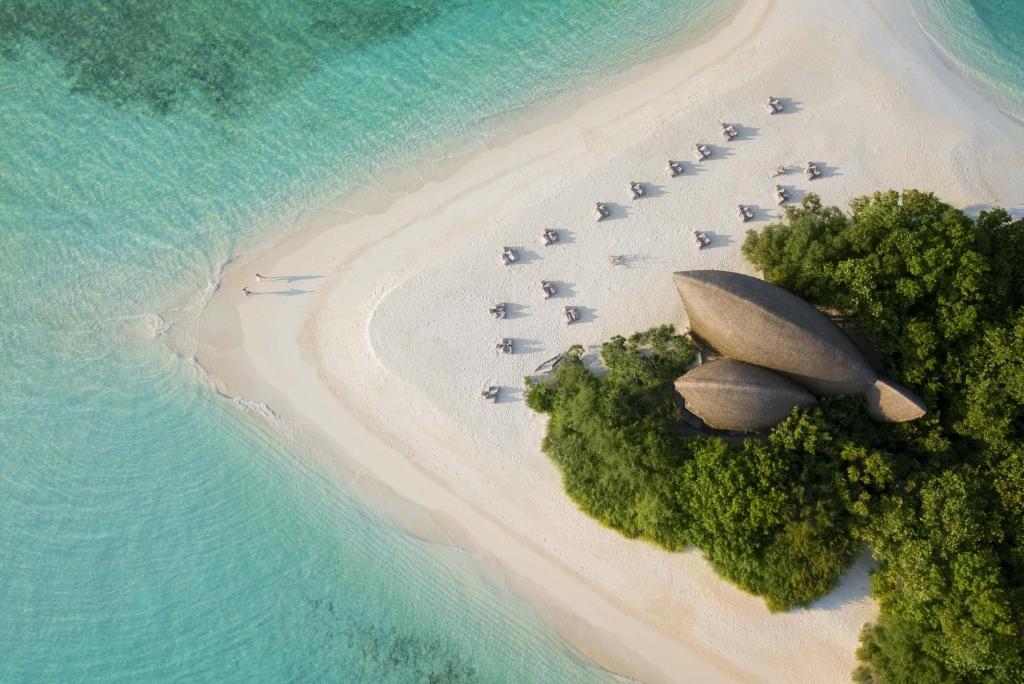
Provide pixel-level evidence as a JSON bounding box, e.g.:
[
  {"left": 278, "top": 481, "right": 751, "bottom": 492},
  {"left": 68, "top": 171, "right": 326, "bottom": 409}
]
[
  {"left": 673, "top": 270, "right": 875, "bottom": 395},
  {"left": 673, "top": 270, "right": 926, "bottom": 423}
]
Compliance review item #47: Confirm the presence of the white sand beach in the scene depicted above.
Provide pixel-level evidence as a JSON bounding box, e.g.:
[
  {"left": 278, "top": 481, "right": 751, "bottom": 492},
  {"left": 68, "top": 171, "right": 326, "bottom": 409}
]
[{"left": 189, "top": 1, "right": 1024, "bottom": 681}]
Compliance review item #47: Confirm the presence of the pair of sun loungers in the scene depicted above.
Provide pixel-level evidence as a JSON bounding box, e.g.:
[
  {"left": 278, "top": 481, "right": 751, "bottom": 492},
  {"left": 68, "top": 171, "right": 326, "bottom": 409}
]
[
  {"left": 720, "top": 122, "right": 738, "bottom": 140},
  {"left": 737, "top": 204, "right": 754, "bottom": 222},
  {"left": 775, "top": 184, "right": 790, "bottom": 204},
  {"left": 541, "top": 228, "right": 559, "bottom": 246},
  {"left": 501, "top": 246, "right": 518, "bottom": 266},
  {"left": 693, "top": 143, "right": 711, "bottom": 161},
  {"left": 667, "top": 160, "right": 684, "bottom": 177},
  {"left": 765, "top": 97, "right": 784, "bottom": 114}
]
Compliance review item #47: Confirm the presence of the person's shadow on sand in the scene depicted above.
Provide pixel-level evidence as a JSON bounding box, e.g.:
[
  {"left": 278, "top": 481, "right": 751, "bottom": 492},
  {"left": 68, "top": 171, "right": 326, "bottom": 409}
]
[
  {"left": 258, "top": 275, "right": 324, "bottom": 283},
  {"left": 253, "top": 288, "right": 310, "bottom": 296}
]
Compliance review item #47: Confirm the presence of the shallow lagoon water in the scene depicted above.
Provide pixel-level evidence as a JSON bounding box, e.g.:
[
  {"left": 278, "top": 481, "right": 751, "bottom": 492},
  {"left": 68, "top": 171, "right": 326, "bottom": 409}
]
[{"left": 914, "top": 0, "right": 1024, "bottom": 118}]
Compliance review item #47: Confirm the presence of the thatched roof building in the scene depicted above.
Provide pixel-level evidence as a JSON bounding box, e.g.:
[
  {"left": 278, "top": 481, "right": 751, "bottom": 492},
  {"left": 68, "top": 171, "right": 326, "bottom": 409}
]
[
  {"left": 673, "top": 270, "right": 926, "bottom": 423},
  {"left": 675, "top": 358, "right": 815, "bottom": 432}
]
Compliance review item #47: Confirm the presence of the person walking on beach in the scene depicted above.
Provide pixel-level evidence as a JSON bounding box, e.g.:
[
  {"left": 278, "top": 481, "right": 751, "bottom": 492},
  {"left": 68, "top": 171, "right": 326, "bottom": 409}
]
[{"left": 242, "top": 287, "right": 252, "bottom": 296}]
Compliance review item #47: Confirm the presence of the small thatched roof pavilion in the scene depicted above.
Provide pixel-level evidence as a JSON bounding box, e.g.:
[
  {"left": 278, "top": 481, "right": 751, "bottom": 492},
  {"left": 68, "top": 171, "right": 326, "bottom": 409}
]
[{"left": 675, "top": 358, "right": 815, "bottom": 432}]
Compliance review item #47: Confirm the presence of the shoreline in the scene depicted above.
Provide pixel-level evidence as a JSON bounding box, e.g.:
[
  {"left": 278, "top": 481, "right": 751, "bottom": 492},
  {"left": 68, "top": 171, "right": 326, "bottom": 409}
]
[
  {"left": 184, "top": 1, "right": 1024, "bottom": 682},
  {"left": 171, "top": 1, "right": 744, "bottom": 291},
  {"left": 909, "top": 0, "right": 1024, "bottom": 127}
]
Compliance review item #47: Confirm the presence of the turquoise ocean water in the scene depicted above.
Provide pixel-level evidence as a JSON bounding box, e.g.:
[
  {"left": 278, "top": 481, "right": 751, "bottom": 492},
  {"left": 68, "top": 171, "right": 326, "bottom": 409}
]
[
  {"left": 0, "top": 2, "right": 737, "bottom": 682},
  {"left": 914, "top": 0, "right": 1024, "bottom": 118}
]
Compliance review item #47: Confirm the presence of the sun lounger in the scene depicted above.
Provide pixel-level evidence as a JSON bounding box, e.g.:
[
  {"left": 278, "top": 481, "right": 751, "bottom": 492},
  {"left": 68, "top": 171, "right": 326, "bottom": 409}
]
[
  {"left": 737, "top": 205, "right": 754, "bottom": 222},
  {"left": 667, "top": 160, "right": 684, "bottom": 177},
  {"left": 489, "top": 303, "right": 507, "bottom": 319},
  {"left": 693, "top": 144, "right": 711, "bottom": 161},
  {"left": 481, "top": 386, "right": 499, "bottom": 402},
  {"left": 540, "top": 280, "right": 557, "bottom": 299},
  {"left": 542, "top": 229, "right": 559, "bottom": 246},
  {"left": 564, "top": 306, "right": 580, "bottom": 325},
  {"left": 693, "top": 231, "right": 711, "bottom": 250},
  {"left": 629, "top": 181, "right": 645, "bottom": 199},
  {"left": 501, "top": 247, "right": 518, "bottom": 265},
  {"left": 774, "top": 184, "right": 789, "bottom": 204},
  {"left": 608, "top": 254, "right": 624, "bottom": 266},
  {"left": 594, "top": 202, "right": 611, "bottom": 221},
  {"left": 804, "top": 162, "right": 821, "bottom": 180},
  {"left": 720, "top": 122, "right": 738, "bottom": 140},
  {"left": 496, "top": 338, "right": 513, "bottom": 354},
  {"left": 773, "top": 165, "right": 786, "bottom": 177}
]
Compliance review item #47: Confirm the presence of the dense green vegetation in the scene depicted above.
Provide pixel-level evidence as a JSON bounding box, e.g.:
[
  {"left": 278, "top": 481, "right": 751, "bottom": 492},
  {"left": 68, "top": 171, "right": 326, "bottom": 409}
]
[
  {"left": 525, "top": 329, "right": 867, "bottom": 609},
  {"left": 526, "top": 191, "right": 1024, "bottom": 681}
]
